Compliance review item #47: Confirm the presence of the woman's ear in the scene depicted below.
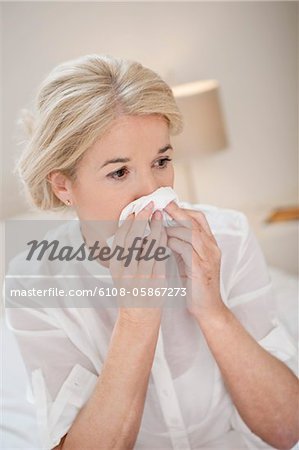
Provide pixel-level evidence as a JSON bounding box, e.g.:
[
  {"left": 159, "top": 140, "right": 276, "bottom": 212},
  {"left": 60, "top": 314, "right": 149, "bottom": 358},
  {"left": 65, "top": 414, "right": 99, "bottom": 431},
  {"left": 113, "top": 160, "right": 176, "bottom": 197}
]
[{"left": 47, "top": 171, "right": 73, "bottom": 206}]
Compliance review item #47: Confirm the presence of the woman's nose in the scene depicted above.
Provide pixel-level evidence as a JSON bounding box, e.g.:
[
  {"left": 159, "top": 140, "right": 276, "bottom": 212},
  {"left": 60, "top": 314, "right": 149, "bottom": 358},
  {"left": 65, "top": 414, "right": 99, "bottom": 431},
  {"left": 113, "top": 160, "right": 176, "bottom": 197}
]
[{"left": 135, "top": 174, "right": 160, "bottom": 199}]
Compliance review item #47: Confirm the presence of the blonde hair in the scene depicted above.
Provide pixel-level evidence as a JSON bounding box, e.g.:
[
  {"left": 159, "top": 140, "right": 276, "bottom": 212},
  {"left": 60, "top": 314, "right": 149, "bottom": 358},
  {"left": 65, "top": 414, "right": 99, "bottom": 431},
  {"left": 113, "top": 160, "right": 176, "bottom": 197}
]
[{"left": 16, "top": 54, "right": 183, "bottom": 210}]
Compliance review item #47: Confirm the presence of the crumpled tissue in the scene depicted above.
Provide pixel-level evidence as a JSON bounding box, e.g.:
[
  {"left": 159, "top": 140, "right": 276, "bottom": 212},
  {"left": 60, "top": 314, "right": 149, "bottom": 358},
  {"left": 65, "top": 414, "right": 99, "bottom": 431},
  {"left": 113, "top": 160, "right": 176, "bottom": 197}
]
[{"left": 106, "top": 186, "right": 179, "bottom": 248}]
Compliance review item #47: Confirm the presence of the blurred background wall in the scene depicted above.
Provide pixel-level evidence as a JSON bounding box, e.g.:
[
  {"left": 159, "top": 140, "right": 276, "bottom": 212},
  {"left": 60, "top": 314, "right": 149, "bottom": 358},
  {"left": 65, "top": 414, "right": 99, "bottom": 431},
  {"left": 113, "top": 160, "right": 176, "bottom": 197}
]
[
  {"left": 1, "top": 5, "right": 298, "bottom": 444},
  {"left": 1, "top": 1, "right": 298, "bottom": 273}
]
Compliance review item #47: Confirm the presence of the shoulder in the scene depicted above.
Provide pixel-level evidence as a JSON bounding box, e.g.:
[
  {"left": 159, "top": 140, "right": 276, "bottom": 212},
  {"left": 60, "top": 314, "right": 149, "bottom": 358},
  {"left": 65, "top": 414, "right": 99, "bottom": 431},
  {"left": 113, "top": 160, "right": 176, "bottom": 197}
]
[{"left": 178, "top": 201, "right": 249, "bottom": 237}]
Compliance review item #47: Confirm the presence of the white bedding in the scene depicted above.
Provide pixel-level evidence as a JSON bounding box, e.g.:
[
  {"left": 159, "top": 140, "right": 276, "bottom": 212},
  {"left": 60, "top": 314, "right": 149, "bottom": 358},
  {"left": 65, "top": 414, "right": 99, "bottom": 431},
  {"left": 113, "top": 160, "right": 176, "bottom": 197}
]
[{"left": 1, "top": 265, "right": 298, "bottom": 449}]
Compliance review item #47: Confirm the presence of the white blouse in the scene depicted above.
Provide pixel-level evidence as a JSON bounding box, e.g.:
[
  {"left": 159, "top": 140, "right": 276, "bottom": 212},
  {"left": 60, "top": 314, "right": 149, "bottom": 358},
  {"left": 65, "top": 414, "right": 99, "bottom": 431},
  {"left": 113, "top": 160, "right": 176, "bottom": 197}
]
[{"left": 4, "top": 202, "right": 297, "bottom": 450}]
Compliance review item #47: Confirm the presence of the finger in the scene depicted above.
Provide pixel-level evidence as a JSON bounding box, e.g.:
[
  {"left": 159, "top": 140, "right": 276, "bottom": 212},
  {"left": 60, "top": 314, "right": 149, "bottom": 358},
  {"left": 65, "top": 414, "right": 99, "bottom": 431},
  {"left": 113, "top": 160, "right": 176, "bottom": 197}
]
[
  {"left": 173, "top": 252, "right": 187, "bottom": 280},
  {"left": 166, "top": 226, "right": 193, "bottom": 242},
  {"left": 152, "top": 218, "right": 168, "bottom": 279},
  {"left": 112, "top": 212, "right": 134, "bottom": 248},
  {"left": 164, "top": 201, "right": 194, "bottom": 230},
  {"left": 165, "top": 202, "right": 217, "bottom": 247},
  {"left": 166, "top": 225, "right": 206, "bottom": 259},
  {"left": 167, "top": 236, "right": 195, "bottom": 275},
  {"left": 122, "top": 201, "right": 155, "bottom": 276},
  {"left": 138, "top": 210, "right": 164, "bottom": 278},
  {"left": 109, "top": 212, "right": 135, "bottom": 278},
  {"left": 124, "top": 200, "right": 154, "bottom": 251},
  {"left": 158, "top": 218, "right": 168, "bottom": 252},
  {"left": 181, "top": 208, "right": 216, "bottom": 242},
  {"left": 163, "top": 226, "right": 182, "bottom": 281}
]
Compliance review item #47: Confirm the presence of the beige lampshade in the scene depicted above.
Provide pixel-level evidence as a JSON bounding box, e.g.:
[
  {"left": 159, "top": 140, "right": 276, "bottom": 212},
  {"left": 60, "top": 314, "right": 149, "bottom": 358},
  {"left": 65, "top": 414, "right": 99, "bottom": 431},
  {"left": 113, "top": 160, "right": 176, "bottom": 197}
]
[{"left": 171, "top": 80, "right": 228, "bottom": 158}]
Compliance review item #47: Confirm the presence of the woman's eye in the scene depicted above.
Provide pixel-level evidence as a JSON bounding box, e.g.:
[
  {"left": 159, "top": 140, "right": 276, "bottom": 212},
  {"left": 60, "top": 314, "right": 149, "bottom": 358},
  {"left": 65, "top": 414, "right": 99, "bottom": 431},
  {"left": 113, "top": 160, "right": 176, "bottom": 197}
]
[
  {"left": 155, "top": 157, "right": 172, "bottom": 169},
  {"left": 108, "top": 167, "right": 129, "bottom": 180},
  {"left": 107, "top": 158, "right": 172, "bottom": 182}
]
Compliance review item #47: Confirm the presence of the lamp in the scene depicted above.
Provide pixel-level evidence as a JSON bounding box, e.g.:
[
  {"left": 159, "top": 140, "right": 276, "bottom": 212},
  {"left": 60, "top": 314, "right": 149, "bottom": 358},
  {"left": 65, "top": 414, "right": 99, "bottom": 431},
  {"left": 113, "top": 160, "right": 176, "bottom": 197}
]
[{"left": 171, "top": 80, "right": 229, "bottom": 203}]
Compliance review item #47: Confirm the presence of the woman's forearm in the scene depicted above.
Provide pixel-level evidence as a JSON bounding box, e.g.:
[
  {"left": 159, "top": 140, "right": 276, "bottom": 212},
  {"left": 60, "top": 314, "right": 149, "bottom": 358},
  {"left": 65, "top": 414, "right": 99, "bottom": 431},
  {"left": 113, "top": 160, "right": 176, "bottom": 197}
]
[
  {"left": 58, "top": 310, "right": 162, "bottom": 450},
  {"left": 195, "top": 305, "right": 299, "bottom": 450}
]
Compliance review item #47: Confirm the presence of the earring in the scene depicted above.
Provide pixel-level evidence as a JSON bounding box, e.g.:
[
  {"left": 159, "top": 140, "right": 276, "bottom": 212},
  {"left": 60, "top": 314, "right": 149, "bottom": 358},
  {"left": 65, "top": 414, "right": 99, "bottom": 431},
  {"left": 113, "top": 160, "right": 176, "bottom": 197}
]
[{"left": 65, "top": 199, "right": 72, "bottom": 206}]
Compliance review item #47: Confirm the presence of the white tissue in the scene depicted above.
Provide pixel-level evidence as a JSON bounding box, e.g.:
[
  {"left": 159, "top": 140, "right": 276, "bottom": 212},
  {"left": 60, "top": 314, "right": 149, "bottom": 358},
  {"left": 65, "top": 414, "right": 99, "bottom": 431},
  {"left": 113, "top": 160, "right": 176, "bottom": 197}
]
[
  {"left": 106, "top": 187, "right": 179, "bottom": 248},
  {"left": 119, "top": 186, "right": 178, "bottom": 223}
]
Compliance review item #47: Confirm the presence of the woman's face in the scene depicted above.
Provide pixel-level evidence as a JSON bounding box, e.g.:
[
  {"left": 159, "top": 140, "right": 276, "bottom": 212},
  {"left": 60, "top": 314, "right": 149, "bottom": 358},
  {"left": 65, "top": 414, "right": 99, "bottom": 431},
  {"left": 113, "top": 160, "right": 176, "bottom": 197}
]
[{"left": 70, "top": 114, "right": 174, "bottom": 222}]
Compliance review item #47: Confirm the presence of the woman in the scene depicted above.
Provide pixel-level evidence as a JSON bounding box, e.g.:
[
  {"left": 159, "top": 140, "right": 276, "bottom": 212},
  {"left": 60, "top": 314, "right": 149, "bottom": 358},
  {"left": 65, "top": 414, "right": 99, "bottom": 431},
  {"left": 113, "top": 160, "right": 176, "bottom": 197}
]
[{"left": 5, "top": 54, "right": 298, "bottom": 450}]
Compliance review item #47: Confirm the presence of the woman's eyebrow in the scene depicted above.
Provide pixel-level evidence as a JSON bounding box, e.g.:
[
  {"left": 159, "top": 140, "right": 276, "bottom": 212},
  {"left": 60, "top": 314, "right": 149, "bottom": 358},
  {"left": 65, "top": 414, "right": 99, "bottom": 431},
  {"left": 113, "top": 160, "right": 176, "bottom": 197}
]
[
  {"left": 158, "top": 144, "right": 173, "bottom": 154},
  {"left": 100, "top": 157, "right": 130, "bottom": 169},
  {"left": 100, "top": 144, "right": 173, "bottom": 169}
]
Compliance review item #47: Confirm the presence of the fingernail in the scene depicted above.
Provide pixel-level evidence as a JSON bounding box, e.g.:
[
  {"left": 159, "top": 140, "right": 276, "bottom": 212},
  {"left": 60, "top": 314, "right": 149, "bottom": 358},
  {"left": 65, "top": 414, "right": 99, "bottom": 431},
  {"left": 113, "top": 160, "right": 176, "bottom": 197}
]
[{"left": 153, "top": 210, "right": 162, "bottom": 220}]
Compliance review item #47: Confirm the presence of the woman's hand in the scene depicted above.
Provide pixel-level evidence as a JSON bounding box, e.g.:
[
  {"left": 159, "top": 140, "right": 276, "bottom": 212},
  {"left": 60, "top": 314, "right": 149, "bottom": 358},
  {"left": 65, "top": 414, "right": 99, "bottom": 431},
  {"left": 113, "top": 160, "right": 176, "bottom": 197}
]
[
  {"left": 164, "top": 201, "right": 226, "bottom": 321},
  {"left": 109, "top": 201, "right": 168, "bottom": 327}
]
